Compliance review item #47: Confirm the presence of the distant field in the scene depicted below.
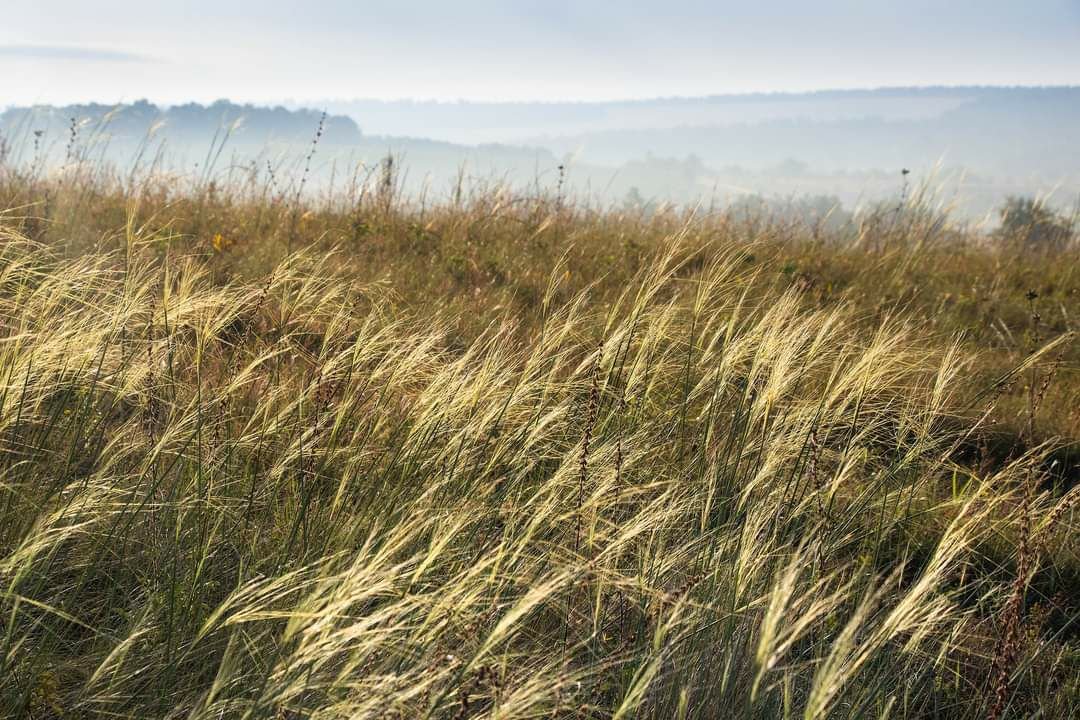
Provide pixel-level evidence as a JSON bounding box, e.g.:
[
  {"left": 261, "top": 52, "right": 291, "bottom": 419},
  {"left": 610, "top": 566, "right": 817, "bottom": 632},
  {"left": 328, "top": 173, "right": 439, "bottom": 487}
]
[{"left": 0, "top": 157, "right": 1077, "bottom": 718}]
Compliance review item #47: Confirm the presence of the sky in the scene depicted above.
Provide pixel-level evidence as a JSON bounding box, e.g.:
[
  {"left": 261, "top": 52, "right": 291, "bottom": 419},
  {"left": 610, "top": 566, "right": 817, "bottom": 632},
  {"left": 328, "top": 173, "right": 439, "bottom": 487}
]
[{"left": 2, "top": 1, "right": 1079, "bottom": 106}]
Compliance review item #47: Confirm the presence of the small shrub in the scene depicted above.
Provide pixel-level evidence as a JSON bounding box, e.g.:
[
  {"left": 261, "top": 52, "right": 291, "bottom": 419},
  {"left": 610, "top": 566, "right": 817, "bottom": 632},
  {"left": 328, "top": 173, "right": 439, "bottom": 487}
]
[{"left": 998, "top": 196, "right": 1074, "bottom": 252}]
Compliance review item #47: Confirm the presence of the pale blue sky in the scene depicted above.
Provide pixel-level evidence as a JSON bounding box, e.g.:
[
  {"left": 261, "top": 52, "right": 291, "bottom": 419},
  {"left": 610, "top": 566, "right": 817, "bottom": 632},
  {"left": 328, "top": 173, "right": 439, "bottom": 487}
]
[{"left": 2, "top": 1, "right": 1078, "bottom": 105}]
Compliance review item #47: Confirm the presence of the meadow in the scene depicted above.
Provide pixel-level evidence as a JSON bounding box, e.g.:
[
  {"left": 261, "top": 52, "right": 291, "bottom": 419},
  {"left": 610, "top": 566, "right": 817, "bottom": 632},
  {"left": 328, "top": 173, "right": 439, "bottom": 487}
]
[{"left": 0, "top": 153, "right": 1077, "bottom": 718}]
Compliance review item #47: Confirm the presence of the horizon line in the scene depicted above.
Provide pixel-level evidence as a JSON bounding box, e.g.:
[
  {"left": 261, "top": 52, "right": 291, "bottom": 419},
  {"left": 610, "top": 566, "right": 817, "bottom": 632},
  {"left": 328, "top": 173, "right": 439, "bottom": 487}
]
[{"left": 4, "top": 83, "right": 1079, "bottom": 112}]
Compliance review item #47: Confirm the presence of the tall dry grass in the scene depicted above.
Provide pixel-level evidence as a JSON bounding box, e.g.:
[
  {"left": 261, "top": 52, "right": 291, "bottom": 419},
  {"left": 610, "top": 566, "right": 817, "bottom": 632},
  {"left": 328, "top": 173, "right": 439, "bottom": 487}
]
[{"left": 0, "top": 150, "right": 1076, "bottom": 717}]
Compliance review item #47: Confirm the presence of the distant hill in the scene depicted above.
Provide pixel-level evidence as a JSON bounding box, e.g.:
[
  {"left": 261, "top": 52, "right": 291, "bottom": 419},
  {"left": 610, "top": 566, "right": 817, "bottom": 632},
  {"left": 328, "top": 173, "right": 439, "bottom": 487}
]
[
  {"left": 307, "top": 87, "right": 1080, "bottom": 216},
  {"left": 2, "top": 88, "right": 1078, "bottom": 218},
  {"left": 519, "top": 87, "right": 1080, "bottom": 175},
  {"left": 0, "top": 100, "right": 557, "bottom": 196},
  {"left": 309, "top": 86, "right": 1080, "bottom": 147},
  {"left": 0, "top": 100, "right": 361, "bottom": 157}
]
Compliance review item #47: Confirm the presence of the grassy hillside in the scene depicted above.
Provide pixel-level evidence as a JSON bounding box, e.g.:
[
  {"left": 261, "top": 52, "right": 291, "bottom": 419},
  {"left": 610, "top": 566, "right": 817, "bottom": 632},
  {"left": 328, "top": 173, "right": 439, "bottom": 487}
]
[{"left": 0, "top": 162, "right": 1077, "bottom": 718}]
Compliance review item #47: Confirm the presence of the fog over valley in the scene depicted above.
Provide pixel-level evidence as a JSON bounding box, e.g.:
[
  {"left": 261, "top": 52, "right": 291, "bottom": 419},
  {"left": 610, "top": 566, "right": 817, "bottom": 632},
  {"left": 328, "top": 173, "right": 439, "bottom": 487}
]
[{"left": 4, "top": 86, "right": 1077, "bottom": 220}]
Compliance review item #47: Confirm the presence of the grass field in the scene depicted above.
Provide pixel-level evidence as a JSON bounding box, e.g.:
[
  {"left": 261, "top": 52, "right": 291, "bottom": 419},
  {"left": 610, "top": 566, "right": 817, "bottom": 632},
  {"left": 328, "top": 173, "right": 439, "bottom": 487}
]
[{"left": 0, "top": 159, "right": 1077, "bottom": 718}]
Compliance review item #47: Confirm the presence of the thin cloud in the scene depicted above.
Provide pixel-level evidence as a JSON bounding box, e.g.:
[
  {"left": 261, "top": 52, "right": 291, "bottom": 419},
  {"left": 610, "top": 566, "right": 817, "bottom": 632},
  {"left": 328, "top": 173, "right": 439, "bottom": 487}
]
[{"left": 0, "top": 44, "right": 154, "bottom": 63}]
